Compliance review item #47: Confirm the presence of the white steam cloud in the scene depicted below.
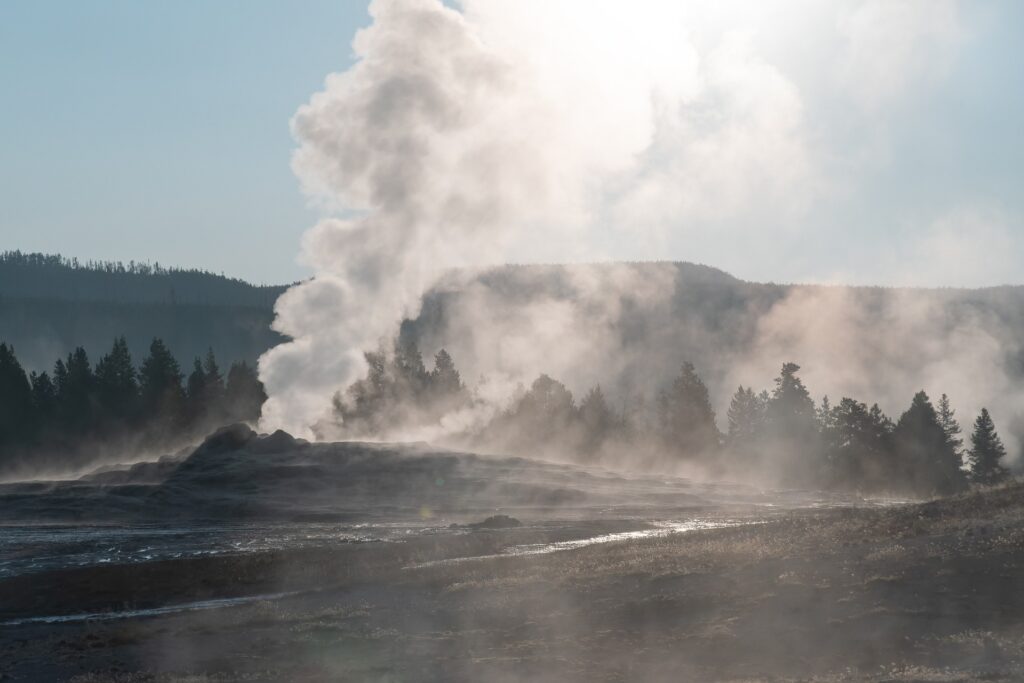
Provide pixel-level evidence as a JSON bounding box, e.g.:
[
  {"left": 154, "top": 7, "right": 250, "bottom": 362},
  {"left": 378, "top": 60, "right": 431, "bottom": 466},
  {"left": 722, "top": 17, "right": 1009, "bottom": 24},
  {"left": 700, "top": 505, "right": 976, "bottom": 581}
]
[{"left": 259, "top": 0, "right": 990, "bottom": 439}]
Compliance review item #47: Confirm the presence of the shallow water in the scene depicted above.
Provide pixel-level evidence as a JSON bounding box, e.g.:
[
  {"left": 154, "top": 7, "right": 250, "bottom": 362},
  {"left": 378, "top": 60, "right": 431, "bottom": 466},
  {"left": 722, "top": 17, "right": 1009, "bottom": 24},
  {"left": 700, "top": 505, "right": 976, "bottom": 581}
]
[
  {"left": 0, "top": 521, "right": 436, "bottom": 579},
  {"left": 0, "top": 591, "right": 300, "bottom": 626},
  {"left": 407, "top": 517, "right": 758, "bottom": 569}
]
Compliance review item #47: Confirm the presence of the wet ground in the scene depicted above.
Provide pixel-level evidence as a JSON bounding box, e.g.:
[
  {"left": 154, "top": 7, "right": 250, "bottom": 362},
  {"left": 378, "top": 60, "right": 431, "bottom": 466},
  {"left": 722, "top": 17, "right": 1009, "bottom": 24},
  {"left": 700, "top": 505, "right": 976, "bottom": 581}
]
[
  {"left": 3, "top": 431, "right": 1019, "bottom": 681},
  {"left": 3, "top": 484, "right": 1023, "bottom": 681}
]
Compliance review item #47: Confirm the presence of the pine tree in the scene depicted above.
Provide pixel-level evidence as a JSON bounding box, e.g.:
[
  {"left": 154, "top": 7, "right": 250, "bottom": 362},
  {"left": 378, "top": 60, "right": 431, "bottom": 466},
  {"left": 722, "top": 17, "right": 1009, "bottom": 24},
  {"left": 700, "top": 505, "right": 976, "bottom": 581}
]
[
  {"left": 828, "top": 398, "right": 894, "bottom": 489},
  {"left": 519, "top": 374, "right": 576, "bottom": 422},
  {"left": 202, "top": 348, "right": 225, "bottom": 410},
  {"left": 186, "top": 357, "right": 208, "bottom": 423},
  {"left": 763, "top": 363, "right": 820, "bottom": 484},
  {"left": 817, "top": 395, "right": 839, "bottom": 466},
  {"left": 29, "top": 371, "right": 58, "bottom": 429},
  {"left": 767, "top": 363, "right": 817, "bottom": 426},
  {"left": 57, "top": 347, "right": 96, "bottom": 435},
  {"left": 727, "top": 387, "right": 761, "bottom": 441},
  {"left": 726, "top": 386, "right": 766, "bottom": 465},
  {"left": 94, "top": 336, "right": 138, "bottom": 423},
  {"left": 138, "top": 338, "right": 184, "bottom": 424},
  {"left": 936, "top": 394, "right": 964, "bottom": 463},
  {"left": 968, "top": 408, "right": 1010, "bottom": 485},
  {"left": 657, "top": 362, "right": 720, "bottom": 457},
  {"left": 430, "top": 349, "right": 463, "bottom": 397},
  {"left": 579, "top": 384, "right": 615, "bottom": 455},
  {"left": 865, "top": 402, "right": 896, "bottom": 484},
  {"left": 0, "top": 343, "right": 33, "bottom": 450},
  {"left": 394, "top": 337, "right": 428, "bottom": 398},
  {"left": 225, "top": 361, "right": 267, "bottom": 423},
  {"left": 893, "top": 391, "right": 966, "bottom": 496}
]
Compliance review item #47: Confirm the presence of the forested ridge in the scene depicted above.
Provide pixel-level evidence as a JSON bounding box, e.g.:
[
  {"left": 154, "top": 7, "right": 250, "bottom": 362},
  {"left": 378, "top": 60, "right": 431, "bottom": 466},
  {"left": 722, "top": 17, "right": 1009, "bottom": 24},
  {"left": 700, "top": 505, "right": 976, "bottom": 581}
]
[
  {"left": 0, "top": 251, "right": 289, "bottom": 372},
  {"left": 0, "top": 338, "right": 266, "bottom": 478},
  {"left": 326, "top": 340, "right": 1014, "bottom": 498},
  {"left": 0, "top": 251, "right": 288, "bottom": 306}
]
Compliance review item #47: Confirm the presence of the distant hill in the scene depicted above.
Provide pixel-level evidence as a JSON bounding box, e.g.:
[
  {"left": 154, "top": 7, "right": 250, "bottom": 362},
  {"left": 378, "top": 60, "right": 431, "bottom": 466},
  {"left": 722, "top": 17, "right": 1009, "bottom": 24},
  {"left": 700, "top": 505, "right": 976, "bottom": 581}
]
[
  {"left": 403, "top": 261, "right": 1024, "bottom": 457},
  {"left": 0, "top": 251, "right": 291, "bottom": 372},
  {"left": 0, "top": 251, "right": 287, "bottom": 307}
]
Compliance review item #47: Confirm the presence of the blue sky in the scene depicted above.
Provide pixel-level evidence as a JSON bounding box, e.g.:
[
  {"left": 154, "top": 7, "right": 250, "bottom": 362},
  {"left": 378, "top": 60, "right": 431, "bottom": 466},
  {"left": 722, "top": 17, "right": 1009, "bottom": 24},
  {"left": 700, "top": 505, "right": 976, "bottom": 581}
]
[
  {"left": 1, "top": 1, "right": 1022, "bottom": 286},
  {"left": 0, "top": 1, "right": 370, "bottom": 284}
]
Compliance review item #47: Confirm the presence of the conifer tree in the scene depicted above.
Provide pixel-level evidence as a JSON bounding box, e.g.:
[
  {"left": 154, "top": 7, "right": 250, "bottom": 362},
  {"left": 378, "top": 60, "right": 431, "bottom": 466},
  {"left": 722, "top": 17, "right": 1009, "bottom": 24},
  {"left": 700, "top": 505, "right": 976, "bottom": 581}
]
[
  {"left": 936, "top": 393, "right": 964, "bottom": 463},
  {"left": 763, "top": 363, "right": 820, "bottom": 483},
  {"left": 893, "top": 391, "right": 966, "bottom": 496},
  {"left": 968, "top": 408, "right": 1010, "bottom": 485},
  {"left": 186, "top": 357, "right": 208, "bottom": 422},
  {"left": 394, "top": 337, "right": 428, "bottom": 397},
  {"left": 95, "top": 336, "right": 138, "bottom": 423},
  {"left": 657, "top": 362, "right": 720, "bottom": 457},
  {"left": 726, "top": 385, "right": 766, "bottom": 462},
  {"left": 817, "top": 395, "right": 839, "bottom": 465},
  {"left": 430, "top": 349, "right": 463, "bottom": 396},
  {"left": 579, "top": 384, "right": 615, "bottom": 454},
  {"left": 225, "top": 361, "right": 267, "bottom": 423},
  {"left": 29, "top": 371, "right": 58, "bottom": 429},
  {"left": 138, "top": 338, "right": 184, "bottom": 424},
  {"left": 57, "top": 347, "right": 96, "bottom": 434},
  {"left": 0, "top": 343, "right": 33, "bottom": 450},
  {"left": 767, "top": 363, "right": 817, "bottom": 428},
  {"left": 827, "top": 398, "right": 894, "bottom": 489},
  {"left": 202, "top": 348, "right": 225, "bottom": 405}
]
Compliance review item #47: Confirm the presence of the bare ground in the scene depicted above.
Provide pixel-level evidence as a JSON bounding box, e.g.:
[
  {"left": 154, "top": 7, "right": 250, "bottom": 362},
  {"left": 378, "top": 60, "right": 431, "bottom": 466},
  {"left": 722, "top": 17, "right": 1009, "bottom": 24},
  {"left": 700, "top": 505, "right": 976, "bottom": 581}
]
[{"left": 2, "top": 483, "right": 1024, "bottom": 682}]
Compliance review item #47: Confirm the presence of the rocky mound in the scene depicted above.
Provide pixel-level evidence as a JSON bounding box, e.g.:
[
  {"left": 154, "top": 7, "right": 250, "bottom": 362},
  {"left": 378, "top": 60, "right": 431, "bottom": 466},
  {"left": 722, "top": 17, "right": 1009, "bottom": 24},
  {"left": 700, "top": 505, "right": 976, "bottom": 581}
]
[{"left": 0, "top": 424, "right": 805, "bottom": 524}]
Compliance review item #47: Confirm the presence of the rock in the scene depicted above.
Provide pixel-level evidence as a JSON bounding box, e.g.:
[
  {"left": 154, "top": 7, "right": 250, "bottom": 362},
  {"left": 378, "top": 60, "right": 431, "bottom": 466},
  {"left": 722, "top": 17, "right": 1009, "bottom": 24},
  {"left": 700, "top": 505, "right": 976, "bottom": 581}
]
[
  {"left": 468, "top": 514, "right": 522, "bottom": 529},
  {"left": 249, "top": 429, "right": 302, "bottom": 454},
  {"left": 196, "top": 423, "right": 257, "bottom": 454}
]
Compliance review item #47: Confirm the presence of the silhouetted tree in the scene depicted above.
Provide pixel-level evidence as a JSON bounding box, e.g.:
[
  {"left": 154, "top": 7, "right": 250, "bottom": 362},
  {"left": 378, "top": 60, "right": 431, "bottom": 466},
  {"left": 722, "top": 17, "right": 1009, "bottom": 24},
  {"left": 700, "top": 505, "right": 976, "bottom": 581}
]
[
  {"left": 826, "top": 398, "right": 894, "bottom": 490},
  {"left": 968, "top": 408, "right": 1009, "bottom": 485},
  {"left": 202, "top": 348, "right": 225, "bottom": 411},
  {"left": 0, "top": 343, "right": 33, "bottom": 451},
  {"left": 56, "top": 347, "right": 96, "bottom": 435},
  {"left": 94, "top": 336, "right": 138, "bottom": 424},
  {"left": 518, "top": 374, "right": 576, "bottom": 422},
  {"left": 767, "top": 363, "right": 817, "bottom": 429},
  {"left": 138, "top": 338, "right": 184, "bottom": 425},
  {"left": 579, "top": 384, "right": 615, "bottom": 455},
  {"left": 186, "top": 357, "right": 209, "bottom": 423},
  {"left": 726, "top": 386, "right": 767, "bottom": 466},
  {"left": 727, "top": 387, "right": 765, "bottom": 442},
  {"left": 334, "top": 347, "right": 391, "bottom": 436},
  {"left": 0, "top": 334, "right": 267, "bottom": 477},
  {"left": 394, "top": 337, "right": 429, "bottom": 397},
  {"left": 657, "top": 362, "right": 720, "bottom": 457},
  {"left": 817, "top": 395, "right": 839, "bottom": 470},
  {"left": 893, "top": 391, "right": 966, "bottom": 496},
  {"left": 224, "top": 361, "right": 267, "bottom": 423},
  {"left": 936, "top": 393, "right": 964, "bottom": 462},
  {"left": 764, "top": 363, "right": 820, "bottom": 483},
  {"left": 430, "top": 349, "right": 463, "bottom": 396},
  {"left": 492, "top": 374, "right": 579, "bottom": 453},
  {"left": 29, "top": 371, "right": 58, "bottom": 432}
]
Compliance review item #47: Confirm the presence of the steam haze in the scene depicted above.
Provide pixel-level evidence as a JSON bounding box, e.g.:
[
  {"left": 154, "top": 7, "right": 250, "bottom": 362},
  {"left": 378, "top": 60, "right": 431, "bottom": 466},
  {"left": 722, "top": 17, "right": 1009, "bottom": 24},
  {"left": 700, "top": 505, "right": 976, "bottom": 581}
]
[
  {"left": 6, "top": 3, "right": 1024, "bottom": 679},
  {"left": 259, "top": 0, "right": 1024, "bottom": 445}
]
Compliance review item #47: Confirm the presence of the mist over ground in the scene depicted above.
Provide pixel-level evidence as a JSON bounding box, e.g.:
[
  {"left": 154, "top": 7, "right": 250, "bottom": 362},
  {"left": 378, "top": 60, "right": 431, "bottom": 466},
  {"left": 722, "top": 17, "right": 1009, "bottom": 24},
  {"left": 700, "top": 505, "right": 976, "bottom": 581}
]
[
  {"left": 301, "top": 261, "right": 1024, "bottom": 483},
  {"left": 3, "top": 0, "right": 1024, "bottom": 679}
]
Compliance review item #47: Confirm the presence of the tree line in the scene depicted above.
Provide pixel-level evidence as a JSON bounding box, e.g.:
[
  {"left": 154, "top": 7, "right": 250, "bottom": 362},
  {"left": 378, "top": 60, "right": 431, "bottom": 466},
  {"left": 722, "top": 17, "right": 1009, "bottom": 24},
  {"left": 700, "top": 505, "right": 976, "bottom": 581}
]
[
  {"left": 0, "top": 250, "right": 287, "bottom": 306},
  {"left": 329, "top": 342, "right": 1013, "bottom": 497},
  {"left": 0, "top": 338, "right": 266, "bottom": 475}
]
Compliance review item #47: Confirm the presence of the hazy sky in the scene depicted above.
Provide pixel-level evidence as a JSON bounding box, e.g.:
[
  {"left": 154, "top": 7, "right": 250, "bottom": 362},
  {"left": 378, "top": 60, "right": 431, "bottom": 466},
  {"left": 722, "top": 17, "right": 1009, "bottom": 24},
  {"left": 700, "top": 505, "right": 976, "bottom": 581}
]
[{"left": 1, "top": 1, "right": 1021, "bottom": 286}]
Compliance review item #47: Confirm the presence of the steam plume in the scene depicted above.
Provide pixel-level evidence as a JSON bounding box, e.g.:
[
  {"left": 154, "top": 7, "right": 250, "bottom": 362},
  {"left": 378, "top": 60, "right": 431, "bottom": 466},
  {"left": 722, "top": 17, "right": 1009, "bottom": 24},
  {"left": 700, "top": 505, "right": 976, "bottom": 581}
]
[
  {"left": 258, "top": 0, "right": 702, "bottom": 433},
  {"left": 259, "top": 0, "right": 976, "bottom": 439}
]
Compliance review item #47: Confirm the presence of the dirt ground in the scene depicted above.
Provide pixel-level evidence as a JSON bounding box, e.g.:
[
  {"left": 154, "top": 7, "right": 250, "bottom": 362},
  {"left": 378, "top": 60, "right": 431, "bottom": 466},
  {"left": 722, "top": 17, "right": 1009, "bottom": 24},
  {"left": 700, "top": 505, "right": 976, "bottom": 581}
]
[{"left": 2, "top": 484, "right": 1024, "bottom": 682}]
